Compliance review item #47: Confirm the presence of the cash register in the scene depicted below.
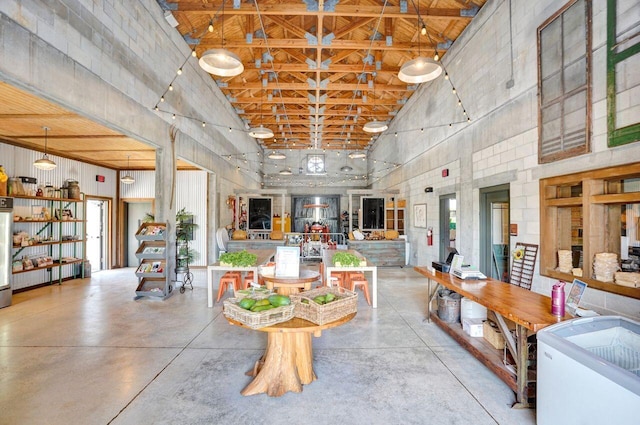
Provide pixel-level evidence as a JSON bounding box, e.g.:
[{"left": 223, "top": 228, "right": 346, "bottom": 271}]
[{"left": 432, "top": 248, "right": 458, "bottom": 273}]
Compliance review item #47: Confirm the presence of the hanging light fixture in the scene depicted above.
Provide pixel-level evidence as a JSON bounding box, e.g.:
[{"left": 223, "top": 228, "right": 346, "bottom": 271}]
[
  {"left": 33, "top": 126, "right": 57, "bottom": 170},
  {"left": 279, "top": 168, "right": 292, "bottom": 175},
  {"left": 249, "top": 88, "right": 274, "bottom": 139},
  {"left": 348, "top": 152, "right": 366, "bottom": 159},
  {"left": 363, "top": 78, "right": 388, "bottom": 133},
  {"left": 198, "top": 2, "right": 244, "bottom": 77},
  {"left": 398, "top": 3, "right": 443, "bottom": 84},
  {"left": 120, "top": 155, "right": 135, "bottom": 184},
  {"left": 268, "top": 151, "right": 286, "bottom": 160},
  {"left": 340, "top": 165, "right": 353, "bottom": 172}
]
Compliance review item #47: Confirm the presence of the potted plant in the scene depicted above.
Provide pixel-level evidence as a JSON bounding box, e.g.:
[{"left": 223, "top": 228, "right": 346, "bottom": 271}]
[{"left": 144, "top": 208, "right": 199, "bottom": 271}]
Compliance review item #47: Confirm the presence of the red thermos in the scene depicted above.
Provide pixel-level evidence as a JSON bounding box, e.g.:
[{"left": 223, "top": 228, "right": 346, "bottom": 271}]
[{"left": 551, "top": 281, "right": 565, "bottom": 316}]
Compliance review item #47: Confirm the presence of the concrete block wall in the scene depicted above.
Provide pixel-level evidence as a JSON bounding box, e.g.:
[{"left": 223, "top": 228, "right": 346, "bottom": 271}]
[{"left": 374, "top": 0, "right": 640, "bottom": 318}]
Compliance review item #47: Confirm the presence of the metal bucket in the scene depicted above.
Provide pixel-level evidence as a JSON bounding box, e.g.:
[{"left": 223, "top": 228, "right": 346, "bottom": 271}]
[{"left": 437, "top": 289, "right": 462, "bottom": 323}]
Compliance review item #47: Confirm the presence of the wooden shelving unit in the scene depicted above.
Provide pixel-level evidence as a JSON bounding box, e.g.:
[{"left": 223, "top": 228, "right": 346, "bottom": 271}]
[
  {"left": 11, "top": 194, "right": 85, "bottom": 286},
  {"left": 134, "top": 222, "right": 172, "bottom": 300},
  {"left": 540, "top": 162, "right": 640, "bottom": 300}
]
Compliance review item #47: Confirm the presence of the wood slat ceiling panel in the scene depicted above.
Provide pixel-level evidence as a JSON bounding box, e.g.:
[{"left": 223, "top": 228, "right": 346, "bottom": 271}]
[{"left": 168, "top": 0, "right": 485, "bottom": 152}]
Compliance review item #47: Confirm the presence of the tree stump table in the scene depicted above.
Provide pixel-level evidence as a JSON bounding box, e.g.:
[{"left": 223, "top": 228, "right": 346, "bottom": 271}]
[
  {"left": 260, "top": 269, "right": 320, "bottom": 296},
  {"left": 227, "top": 313, "right": 356, "bottom": 397}
]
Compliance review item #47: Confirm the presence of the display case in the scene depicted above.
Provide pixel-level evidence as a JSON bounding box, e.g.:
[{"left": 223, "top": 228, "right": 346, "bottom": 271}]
[
  {"left": 11, "top": 194, "right": 85, "bottom": 287},
  {"left": 134, "top": 222, "right": 172, "bottom": 300},
  {"left": 540, "top": 162, "right": 640, "bottom": 300}
]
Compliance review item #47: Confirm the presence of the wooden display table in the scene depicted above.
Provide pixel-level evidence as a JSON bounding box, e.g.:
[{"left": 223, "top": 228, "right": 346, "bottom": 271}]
[
  {"left": 227, "top": 313, "right": 356, "bottom": 397},
  {"left": 320, "top": 249, "right": 378, "bottom": 308},
  {"left": 206, "top": 249, "right": 274, "bottom": 307},
  {"left": 260, "top": 269, "right": 320, "bottom": 296},
  {"left": 414, "top": 267, "right": 570, "bottom": 408}
]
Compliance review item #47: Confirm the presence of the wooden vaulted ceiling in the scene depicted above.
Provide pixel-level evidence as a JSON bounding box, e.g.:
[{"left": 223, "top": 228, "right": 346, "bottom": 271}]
[
  {"left": 0, "top": 1, "right": 485, "bottom": 172},
  {"left": 169, "top": 0, "right": 486, "bottom": 152}
]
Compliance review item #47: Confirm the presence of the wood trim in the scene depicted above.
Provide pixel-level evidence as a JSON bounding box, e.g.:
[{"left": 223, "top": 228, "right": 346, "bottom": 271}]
[
  {"left": 117, "top": 198, "right": 155, "bottom": 268},
  {"left": 85, "top": 195, "right": 113, "bottom": 270}
]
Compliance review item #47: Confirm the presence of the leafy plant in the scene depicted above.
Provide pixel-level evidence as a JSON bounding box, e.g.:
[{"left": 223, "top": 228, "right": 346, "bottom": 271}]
[
  {"left": 332, "top": 252, "right": 362, "bottom": 267},
  {"left": 144, "top": 208, "right": 199, "bottom": 266},
  {"left": 219, "top": 250, "right": 257, "bottom": 267}
]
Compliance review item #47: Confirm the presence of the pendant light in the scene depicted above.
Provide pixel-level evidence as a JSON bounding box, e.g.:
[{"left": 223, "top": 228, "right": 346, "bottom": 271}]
[
  {"left": 268, "top": 151, "right": 286, "bottom": 160},
  {"left": 198, "top": 1, "right": 244, "bottom": 77},
  {"left": 398, "top": 3, "right": 443, "bottom": 84},
  {"left": 249, "top": 88, "right": 274, "bottom": 139},
  {"left": 33, "top": 126, "right": 57, "bottom": 170},
  {"left": 279, "top": 168, "right": 292, "bottom": 175},
  {"left": 120, "top": 155, "right": 135, "bottom": 184},
  {"left": 363, "top": 79, "right": 388, "bottom": 133}
]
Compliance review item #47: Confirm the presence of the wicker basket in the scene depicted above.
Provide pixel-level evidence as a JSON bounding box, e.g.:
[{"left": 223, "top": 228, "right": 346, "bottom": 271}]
[
  {"left": 483, "top": 320, "right": 505, "bottom": 350},
  {"left": 291, "top": 286, "right": 357, "bottom": 325},
  {"left": 233, "top": 286, "right": 272, "bottom": 299},
  {"left": 223, "top": 297, "right": 294, "bottom": 329}
]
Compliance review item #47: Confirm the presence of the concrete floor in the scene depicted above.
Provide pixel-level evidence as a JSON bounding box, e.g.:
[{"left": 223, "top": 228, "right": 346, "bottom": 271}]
[{"left": 0, "top": 266, "right": 536, "bottom": 425}]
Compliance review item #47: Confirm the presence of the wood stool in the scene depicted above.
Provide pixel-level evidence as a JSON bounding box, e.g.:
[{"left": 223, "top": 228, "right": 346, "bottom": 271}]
[
  {"left": 328, "top": 271, "right": 345, "bottom": 288},
  {"left": 347, "top": 272, "right": 371, "bottom": 305},
  {"left": 243, "top": 271, "right": 264, "bottom": 289},
  {"left": 217, "top": 271, "right": 241, "bottom": 302}
]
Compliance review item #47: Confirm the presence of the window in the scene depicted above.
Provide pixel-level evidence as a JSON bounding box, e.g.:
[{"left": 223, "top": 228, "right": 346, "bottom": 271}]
[
  {"left": 307, "top": 154, "right": 325, "bottom": 174},
  {"left": 607, "top": 0, "right": 640, "bottom": 147},
  {"left": 537, "top": 0, "right": 591, "bottom": 163}
]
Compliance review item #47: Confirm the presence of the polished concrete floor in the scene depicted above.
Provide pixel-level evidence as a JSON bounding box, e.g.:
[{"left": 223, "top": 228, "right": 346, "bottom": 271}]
[{"left": 0, "top": 266, "right": 536, "bottom": 425}]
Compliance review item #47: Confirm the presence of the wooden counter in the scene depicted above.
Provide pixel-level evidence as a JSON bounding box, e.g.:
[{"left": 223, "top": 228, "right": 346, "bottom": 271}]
[
  {"left": 346, "top": 239, "right": 406, "bottom": 267},
  {"left": 414, "top": 267, "right": 570, "bottom": 408}
]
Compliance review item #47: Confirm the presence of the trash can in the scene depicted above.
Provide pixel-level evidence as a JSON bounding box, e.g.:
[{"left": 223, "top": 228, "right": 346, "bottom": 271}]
[
  {"left": 437, "top": 289, "right": 462, "bottom": 323},
  {"left": 537, "top": 316, "right": 640, "bottom": 425},
  {"left": 75, "top": 260, "right": 91, "bottom": 278}
]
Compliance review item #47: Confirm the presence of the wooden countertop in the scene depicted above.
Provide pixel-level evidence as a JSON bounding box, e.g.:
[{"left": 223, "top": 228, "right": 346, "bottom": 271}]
[{"left": 414, "top": 267, "right": 569, "bottom": 332}]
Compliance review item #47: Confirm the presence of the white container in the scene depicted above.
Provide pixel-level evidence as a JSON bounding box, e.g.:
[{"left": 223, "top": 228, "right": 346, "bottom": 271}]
[
  {"left": 460, "top": 297, "right": 487, "bottom": 321},
  {"left": 462, "top": 318, "right": 484, "bottom": 337},
  {"left": 537, "top": 316, "right": 640, "bottom": 425}
]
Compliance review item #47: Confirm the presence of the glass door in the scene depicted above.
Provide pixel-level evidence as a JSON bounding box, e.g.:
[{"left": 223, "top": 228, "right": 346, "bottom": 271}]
[
  {"left": 86, "top": 199, "right": 109, "bottom": 272},
  {"left": 439, "top": 194, "right": 456, "bottom": 261},
  {"left": 480, "top": 185, "right": 510, "bottom": 280}
]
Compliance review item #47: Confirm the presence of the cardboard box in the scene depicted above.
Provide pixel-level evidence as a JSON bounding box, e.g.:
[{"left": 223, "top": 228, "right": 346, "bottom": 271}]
[{"left": 462, "top": 318, "right": 484, "bottom": 337}]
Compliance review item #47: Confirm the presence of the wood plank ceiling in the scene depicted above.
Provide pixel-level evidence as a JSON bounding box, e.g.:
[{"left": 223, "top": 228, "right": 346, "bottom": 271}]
[
  {"left": 169, "top": 0, "right": 485, "bottom": 152},
  {"left": 0, "top": 0, "right": 485, "bottom": 172}
]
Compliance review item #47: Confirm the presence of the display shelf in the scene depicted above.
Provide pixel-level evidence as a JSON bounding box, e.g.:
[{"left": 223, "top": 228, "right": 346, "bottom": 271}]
[
  {"left": 540, "top": 162, "right": 640, "bottom": 300},
  {"left": 134, "top": 222, "right": 171, "bottom": 300},
  {"left": 135, "top": 241, "right": 166, "bottom": 260},
  {"left": 11, "top": 194, "right": 85, "bottom": 286}
]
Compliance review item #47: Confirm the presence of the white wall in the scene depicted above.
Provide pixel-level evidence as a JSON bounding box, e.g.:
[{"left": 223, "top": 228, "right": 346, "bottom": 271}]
[{"left": 373, "top": 0, "right": 640, "bottom": 318}]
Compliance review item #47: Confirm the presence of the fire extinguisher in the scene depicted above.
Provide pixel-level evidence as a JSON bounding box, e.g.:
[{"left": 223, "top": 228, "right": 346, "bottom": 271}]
[{"left": 427, "top": 227, "right": 433, "bottom": 246}]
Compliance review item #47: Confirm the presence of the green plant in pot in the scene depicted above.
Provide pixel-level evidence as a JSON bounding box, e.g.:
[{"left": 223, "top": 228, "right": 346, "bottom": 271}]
[{"left": 144, "top": 208, "right": 199, "bottom": 270}]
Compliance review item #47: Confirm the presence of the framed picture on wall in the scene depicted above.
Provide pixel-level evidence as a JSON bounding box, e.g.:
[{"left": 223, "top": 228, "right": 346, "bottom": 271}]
[{"left": 414, "top": 204, "right": 427, "bottom": 228}]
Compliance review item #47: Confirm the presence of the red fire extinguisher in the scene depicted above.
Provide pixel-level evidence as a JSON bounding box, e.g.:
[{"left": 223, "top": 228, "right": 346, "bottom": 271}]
[{"left": 427, "top": 227, "right": 433, "bottom": 246}]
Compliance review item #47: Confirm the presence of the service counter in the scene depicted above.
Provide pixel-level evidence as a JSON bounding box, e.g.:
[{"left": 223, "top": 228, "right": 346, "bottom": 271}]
[{"left": 346, "top": 239, "right": 406, "bottom": 267}]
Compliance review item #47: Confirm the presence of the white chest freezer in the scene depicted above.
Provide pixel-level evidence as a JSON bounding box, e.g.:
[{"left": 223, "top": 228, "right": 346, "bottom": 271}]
[{"left": 537, "top": 316, "right": 640, "bottom": 425}]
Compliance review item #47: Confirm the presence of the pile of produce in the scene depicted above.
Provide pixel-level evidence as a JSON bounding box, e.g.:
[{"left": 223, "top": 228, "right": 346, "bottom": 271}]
[
  {"left": 237, "top": 294, "right": 291, "bottom": 312},
  {"left": 332, "top": 252, "right": 363, "bottom": 267},
  {"left": 302, "top": 292, "right": 337, "bottom": 305},
  {"left": 219, "top": 250, "right": 257, "bottom": 267}
]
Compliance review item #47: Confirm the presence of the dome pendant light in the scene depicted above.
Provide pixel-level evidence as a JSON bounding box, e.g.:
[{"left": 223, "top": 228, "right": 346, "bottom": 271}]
[
  {"left": 363, "top": 79, "right": 388, "bottom": 134},
  {"left": 120, "top": 155, "right": 135, "bottom": 184},
  {"left": 398, "top": 57, "right": 443, "bottom": 83},
  {"left": 398, "top": 4, "right": 443, "bottom": 84},
  {"left": 198, "top": 2, "right": 244, "bottom": 77},
  {"left": 33, "top": 126, "right": 57, "bottom": 171},
  {"left": 249, "top": 88, "right": 274, "bottom": 139}
]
